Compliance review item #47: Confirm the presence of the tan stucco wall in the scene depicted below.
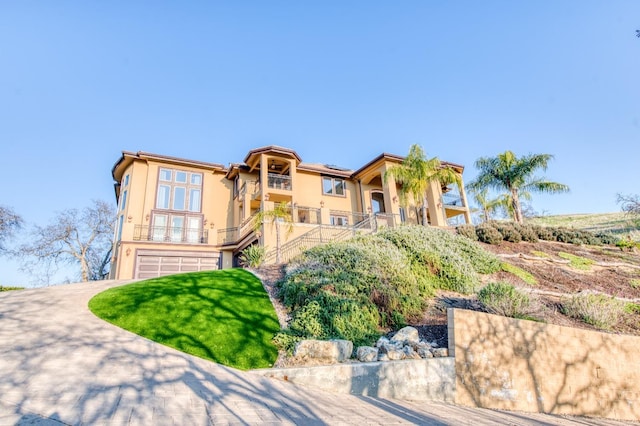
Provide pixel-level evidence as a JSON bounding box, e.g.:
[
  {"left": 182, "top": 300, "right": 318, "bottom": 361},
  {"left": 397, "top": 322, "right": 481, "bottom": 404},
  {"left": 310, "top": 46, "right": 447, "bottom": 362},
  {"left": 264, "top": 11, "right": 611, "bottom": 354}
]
[
  {"left": 294, "top": 170, "right": 358, "bottom": 212},
  {"left": 113, "top": 158, "right": 232, "bottom": 279},
  {"left": 449, "top": 308, "right": 640, "bottom": 421}
]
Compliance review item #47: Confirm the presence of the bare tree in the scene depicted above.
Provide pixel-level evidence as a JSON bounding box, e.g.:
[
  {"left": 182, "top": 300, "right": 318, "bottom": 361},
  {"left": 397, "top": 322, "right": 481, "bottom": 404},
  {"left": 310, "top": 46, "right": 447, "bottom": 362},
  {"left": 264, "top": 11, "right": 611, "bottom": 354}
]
[
  {"left": 0, "top": 205, "right": 23, "bottom": 255},
  {"left": 18, "top": 200, "right": 116, "bottom": 283},
  {"left": 617, "top": 193, "right": 640, "bottom": 216}
]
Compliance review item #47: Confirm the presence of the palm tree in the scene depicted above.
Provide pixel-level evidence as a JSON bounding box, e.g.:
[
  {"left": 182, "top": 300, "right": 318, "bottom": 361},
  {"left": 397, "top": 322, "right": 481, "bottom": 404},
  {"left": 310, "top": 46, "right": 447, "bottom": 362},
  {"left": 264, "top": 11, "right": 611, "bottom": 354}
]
[
  {"left": 384, "top": 144, "right": 460, "bottom": 226},
  {"left": 467, "top": 151, "right": 569, "bottom": 224},
  {"left": 253, "top": 202, "right": 293, "bottom": 263},
  {"left": 468, "top": 188, "right": 508, "bottom": 223}
]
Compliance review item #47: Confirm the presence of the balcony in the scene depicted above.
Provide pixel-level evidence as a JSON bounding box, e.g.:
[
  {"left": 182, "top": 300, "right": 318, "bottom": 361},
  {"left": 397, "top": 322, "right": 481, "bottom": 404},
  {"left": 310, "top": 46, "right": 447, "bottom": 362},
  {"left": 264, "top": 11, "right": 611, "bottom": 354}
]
[
  {"left": 268, "top": 173, "right": 291, "bottom": 191},
  {"left": 133, "top": 225, "right": 208, "bottom": 244},
  {"left": 442, "top": 192, "right": 464, "bottom": 207}
]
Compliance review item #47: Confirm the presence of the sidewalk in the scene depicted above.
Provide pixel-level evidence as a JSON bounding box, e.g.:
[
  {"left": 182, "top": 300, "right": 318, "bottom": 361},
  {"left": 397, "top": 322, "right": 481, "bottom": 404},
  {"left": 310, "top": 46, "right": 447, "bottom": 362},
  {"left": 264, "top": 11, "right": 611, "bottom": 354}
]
[{"left": 0, "top": 280, "right": 632, "bottom": 425}]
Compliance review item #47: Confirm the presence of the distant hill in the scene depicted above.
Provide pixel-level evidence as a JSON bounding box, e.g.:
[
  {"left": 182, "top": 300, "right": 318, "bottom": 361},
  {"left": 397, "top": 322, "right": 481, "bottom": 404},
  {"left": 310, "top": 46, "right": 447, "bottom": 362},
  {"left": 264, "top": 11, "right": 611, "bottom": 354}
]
[{"left": 528, "top": 212, "right": 639, "bottom": 239}]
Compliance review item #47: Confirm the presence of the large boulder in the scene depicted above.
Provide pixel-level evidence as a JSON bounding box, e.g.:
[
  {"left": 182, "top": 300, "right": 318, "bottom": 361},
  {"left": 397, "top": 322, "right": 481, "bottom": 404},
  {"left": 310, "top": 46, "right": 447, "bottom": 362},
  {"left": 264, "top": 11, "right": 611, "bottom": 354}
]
[
  {"left": 294, "top": 339, "right": 353, "bottom": 362},
  {"left": 390, "top": 326, "right": 420, "bottom": 345},
  {"left": 356, "top": 346, "right": 379, "bottom": 362}
]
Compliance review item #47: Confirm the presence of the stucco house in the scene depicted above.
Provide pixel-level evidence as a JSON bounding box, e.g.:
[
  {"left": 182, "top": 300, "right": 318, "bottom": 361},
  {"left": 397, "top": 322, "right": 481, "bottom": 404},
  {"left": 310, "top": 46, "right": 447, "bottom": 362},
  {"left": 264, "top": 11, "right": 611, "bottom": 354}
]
[{"left": 109, "top": 146, "right": 472, "bottom": 280}]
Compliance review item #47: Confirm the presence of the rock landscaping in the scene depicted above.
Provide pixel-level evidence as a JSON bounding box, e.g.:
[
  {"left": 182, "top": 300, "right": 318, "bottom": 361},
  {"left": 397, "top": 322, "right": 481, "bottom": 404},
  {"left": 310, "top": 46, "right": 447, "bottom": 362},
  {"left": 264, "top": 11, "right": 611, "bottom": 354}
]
[
  {"left": 359, "top": 326, "right": 449, "bottom": 362},
  {"left": 293, "top": 326, "right": 449, "bottom": 364}
]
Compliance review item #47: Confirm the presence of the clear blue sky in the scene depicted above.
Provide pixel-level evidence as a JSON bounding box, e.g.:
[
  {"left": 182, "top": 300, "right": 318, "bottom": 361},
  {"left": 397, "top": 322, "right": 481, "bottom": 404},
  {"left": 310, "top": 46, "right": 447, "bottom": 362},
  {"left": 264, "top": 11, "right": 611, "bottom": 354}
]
[{"left": 1, "top": 1, "right": 639, "bottom": 285}]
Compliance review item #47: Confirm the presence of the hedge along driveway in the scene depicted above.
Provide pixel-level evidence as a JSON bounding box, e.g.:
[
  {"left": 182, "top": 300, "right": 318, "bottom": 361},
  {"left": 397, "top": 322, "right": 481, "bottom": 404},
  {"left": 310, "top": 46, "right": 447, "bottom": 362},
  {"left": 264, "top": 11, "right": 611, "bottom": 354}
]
[{"left": 89, "top": 269, "right": 280, "bottom": 370}]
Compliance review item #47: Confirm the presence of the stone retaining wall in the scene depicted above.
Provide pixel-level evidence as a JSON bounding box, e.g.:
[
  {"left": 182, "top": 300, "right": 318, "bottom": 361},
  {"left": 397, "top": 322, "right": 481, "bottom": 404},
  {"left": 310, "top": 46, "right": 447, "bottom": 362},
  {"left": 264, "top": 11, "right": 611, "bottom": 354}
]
[{"left": 253, "top": 358, "right": 455, "bottom": 402}]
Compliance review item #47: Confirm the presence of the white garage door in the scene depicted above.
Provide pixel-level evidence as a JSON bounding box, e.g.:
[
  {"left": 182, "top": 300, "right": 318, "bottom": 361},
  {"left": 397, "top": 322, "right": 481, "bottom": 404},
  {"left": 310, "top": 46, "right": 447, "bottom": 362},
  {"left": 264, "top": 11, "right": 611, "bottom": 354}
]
[{"left": 135, "top": 249, "right": 220, "bottom": 279}]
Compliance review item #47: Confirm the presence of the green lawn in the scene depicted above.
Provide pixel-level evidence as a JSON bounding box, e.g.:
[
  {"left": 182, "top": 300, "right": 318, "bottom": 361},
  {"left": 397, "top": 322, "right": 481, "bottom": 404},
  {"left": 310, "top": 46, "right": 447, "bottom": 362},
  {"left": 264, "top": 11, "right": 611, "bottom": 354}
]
[{"left": 89, "top": 269, "right": 280, "bottom": 370}]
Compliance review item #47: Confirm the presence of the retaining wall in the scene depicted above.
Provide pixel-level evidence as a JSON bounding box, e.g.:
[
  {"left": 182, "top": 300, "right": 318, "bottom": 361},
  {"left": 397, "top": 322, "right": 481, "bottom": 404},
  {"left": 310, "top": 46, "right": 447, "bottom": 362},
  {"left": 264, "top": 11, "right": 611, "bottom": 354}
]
[
  {"left": 253, "top": 358, "right": 455, "bottom": 402},
  {"left": 448, "top": 308, "right": 640, "bottom": 421}
]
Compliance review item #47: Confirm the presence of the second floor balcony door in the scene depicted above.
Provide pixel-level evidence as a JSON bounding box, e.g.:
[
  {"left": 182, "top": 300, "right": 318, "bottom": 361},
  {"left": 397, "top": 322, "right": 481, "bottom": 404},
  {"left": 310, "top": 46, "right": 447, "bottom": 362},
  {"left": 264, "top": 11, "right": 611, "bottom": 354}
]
[
  {"left": 186, "top": 216, "right": 201, "bottom": 243},
  {"left": 152, "top": 215, "right": 168, "bottom": 241},
  {"left": 170, "top": 216, "right": 184, "bottom": 242},
  {"left": 152, "top": 214, "right": 194, "bottom": 243}
]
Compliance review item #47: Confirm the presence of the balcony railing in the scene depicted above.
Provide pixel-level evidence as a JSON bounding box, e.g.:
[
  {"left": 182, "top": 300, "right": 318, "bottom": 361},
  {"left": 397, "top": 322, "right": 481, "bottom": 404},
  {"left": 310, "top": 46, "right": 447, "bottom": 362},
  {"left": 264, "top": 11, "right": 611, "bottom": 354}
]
[
  {"left": 268, "top": 173, "right": 292, "bottom": 191},
  {"left": 217, "top": 212, "right": 260, "bottom": 245},
  {"left": 329, "top": 210, "right": 371, "bottom": 228},
  {"left": 294, "top": 206, "right": 321, "bottom": 224},
  {"left": 442, "top": 192, "right": 464, "bottom": 207},
  {"left": 133, "top": 225, "right": 208, "bottom": 244}
]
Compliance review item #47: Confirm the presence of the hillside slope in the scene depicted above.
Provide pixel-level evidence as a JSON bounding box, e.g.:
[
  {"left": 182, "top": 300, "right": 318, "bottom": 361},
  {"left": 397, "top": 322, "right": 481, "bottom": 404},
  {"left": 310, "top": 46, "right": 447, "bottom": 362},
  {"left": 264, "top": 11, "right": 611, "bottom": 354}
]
[
  {"left": 425, "top": 238, "right": 640, "bottom": 337},
  {"left": 529, "top": 212, "right": 638, "bottom": 239}
]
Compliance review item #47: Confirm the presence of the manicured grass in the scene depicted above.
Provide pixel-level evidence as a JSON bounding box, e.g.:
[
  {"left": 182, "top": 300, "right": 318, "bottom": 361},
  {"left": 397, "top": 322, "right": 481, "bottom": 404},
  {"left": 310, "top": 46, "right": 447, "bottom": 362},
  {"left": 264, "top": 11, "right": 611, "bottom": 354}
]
[{"left": 89, "top": 269, "right": 280, "bottom": 370}]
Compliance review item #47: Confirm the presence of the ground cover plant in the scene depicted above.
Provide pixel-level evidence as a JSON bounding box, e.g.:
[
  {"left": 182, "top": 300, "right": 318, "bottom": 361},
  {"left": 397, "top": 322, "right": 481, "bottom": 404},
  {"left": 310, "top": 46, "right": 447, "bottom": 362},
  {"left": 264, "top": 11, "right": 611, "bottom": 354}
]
[
  {"left": 89, "top": 269, "right": 279, "bottom": 370},
  {"left": 0, "top": 286, "right": 23, "bottom": 292},
  {"left": 500, "top": 262, "right": 537, "bottom": 285},
  {"left": 274, "top": 225, "right": 501, "bottom": 351},
  {"left": 558, "top": 252, "right": 594, "bottom": 270}
]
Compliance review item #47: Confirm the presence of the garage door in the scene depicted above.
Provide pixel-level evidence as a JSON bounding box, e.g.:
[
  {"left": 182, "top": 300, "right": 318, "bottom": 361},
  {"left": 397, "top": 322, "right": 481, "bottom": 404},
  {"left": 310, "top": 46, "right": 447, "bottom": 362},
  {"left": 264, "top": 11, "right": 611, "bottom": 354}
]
[{"left": 135, "top": 249, "right": 221, "bottom": 279}]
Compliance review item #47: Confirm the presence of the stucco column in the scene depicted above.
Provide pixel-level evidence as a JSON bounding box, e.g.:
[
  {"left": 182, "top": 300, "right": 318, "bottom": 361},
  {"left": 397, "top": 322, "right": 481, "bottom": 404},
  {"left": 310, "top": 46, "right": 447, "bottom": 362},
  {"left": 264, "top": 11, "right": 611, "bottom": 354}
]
[
  {"left": 426, "top": 180, "right": 446, "bottom": 226},
  {"left": 260, "top": 200, "right": 275, "bottom": 250},
  {"left": 458, "top": 176, "right": 473, "bottom": 224},
  {"left": 319, "top": 205, "right": 331, "bottom": 226},
  {"left": 381, "top": 171, "right": 401, "bottom": 217}
]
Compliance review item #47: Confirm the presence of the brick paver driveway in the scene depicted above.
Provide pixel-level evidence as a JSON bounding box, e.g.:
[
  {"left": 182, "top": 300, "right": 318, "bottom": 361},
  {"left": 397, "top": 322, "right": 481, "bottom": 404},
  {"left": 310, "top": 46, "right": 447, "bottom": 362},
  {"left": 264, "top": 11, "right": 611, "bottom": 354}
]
[{"left": 0, "top": 280, "right": 632, "bottom": 425}]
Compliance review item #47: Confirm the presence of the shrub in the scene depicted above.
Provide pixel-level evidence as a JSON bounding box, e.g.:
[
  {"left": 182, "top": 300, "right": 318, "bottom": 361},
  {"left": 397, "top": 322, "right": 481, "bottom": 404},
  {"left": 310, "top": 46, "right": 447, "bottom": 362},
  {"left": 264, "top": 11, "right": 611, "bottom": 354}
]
[
  {"left": 531, "top": 224, "right": 554, "bottom": 241},
  {"left": 476, "top": 223, "right": 503, "bottom": 245},
  {"left": 550, "top": 227, "right": 602, "bottom": 246},
  {"left": 562, "top": 293, "right": 624, "bottom": 330},
  {"left": 272, "top": 331, "right": 303, "bottom": 354},
  {"left": 630, "top": 279, "right": 640, "bottom": 289},
  {"left": 493, "top": 222, "right": 522, "bottom": 243},
  {"left": 279, "top": 235, "right": 422, "bottom": 346},
  {"left": 515, "top": 224, "right": 538, "bottom": 243},
  {"left": 625, "top": 302, "right": 640, "bottom": 315},
  {"left": 239, "top": 244, "right": 267, "bottom": 267},
  {"left": 277, "top": 225, "right": 502, "bottom": 347},
  {"left": 378, "top": 225, "right": 500, "bottom": 292},
  {"left": 456, "top": 224, "right": 478, "bottom": 241},
  {"left": 478, "top": 282, "right": 539, "bottom": 319},
  {"left": 553, "top": 227, "right": 581, "bottom": 244},
  {"left": 595, "top": 232, "right": 619, "bottom": 246},
  {"left": 616, "top": 237, "right": 640, "bottom": 251}
]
